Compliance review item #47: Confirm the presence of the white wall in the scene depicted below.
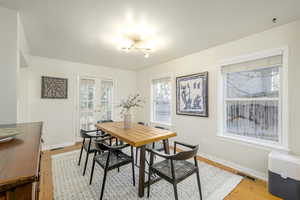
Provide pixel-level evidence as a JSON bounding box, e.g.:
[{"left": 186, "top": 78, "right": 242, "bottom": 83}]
[
  {"left": 0, "top": 6, "right": 18, "bottom": 124},
  {"left": 17, "top": 15, "right": 31, "bottom": 123},
  {"left": 27, "top": 56, "right": 137, "bottom": 149},
  {"left": 0, "top": 6, "right": 30, "bottom": 124},
  {"left": 136, "top": 20, "right": 300, "bottom": 179}
]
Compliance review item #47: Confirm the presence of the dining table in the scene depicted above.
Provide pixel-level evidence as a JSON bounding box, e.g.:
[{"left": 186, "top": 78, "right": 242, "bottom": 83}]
[{"left": 95, "top": 121, "right": 177, "bottom": 198}]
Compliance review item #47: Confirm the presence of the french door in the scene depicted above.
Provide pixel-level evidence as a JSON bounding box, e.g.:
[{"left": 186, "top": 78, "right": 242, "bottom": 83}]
[{"left": 79, "top": 77, "right": 113, "bottom": 131}]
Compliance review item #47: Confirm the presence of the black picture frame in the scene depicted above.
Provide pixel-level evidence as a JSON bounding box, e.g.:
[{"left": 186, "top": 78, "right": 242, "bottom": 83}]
[
  {"left": 176, "top": 72, "right": 208, "bottom": 117},
  {"left": 41, "top": 76, "right": 68, "bottom": 99}
]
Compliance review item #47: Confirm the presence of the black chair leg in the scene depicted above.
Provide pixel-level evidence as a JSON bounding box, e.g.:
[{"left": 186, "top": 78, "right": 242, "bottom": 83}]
[
  {"left": 173, "top": 183, "right": 178, "bottom": 200},
  {"left": 99, "top": 169, "right": 108, "bottom": 200},
  {"left": 131, "top": 146, "right": 135, "bottom": 186},
  {"left": 78, "top": 140, "right": 84, "bottom": 166},
  {"left": 83, "top": 152, "right": 90, "bottom": 176},
  {"left": 89, "top": 152, "right": 97, "bottom": 184},
  {"left": 196, "top": 170, "right": 203, "bottom": 200},
  {"left": 135, "top": 147, "right": 139, "bottom": 165},
  {"left": 147, "top": 168, "right": 152, "bottom": 198}
]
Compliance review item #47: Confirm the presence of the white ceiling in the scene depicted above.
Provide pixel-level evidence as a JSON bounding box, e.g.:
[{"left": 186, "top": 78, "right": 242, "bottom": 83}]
[{"left": 0, "top": 0, "right": 300, "bottom": 70}]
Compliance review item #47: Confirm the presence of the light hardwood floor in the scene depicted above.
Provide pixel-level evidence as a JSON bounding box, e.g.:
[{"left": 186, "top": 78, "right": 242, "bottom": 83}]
[{"left": 39, "top": 144, "right": 281, "bottom": 200}]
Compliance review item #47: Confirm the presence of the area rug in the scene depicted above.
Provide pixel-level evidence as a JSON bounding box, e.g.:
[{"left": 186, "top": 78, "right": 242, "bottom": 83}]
[{"left": 52, "top": 150, "right": 242, "bottom": 200}]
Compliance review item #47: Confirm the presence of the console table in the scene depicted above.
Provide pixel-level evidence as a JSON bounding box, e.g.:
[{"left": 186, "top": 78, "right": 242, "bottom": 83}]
[{"left": 0, "top": 122, "right": 43, "bottom": 200}]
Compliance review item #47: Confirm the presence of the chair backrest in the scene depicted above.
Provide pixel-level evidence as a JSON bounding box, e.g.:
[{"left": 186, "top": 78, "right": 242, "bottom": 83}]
[
  {"left": 138, "top": 122, "right": 145, "bottom": 125},
  {"left": 80, "top": 129, "right": 92, "bottom": 138},
  {"left": 94, "top": 140, "right": 110, "bottom": 151},
  {"left": 172, "top": 145, "right": 199, "bottom": 160},
  {"left": 155, "top": 126, "right": 168, "bottom": 130},
  {"left": 97, "top": 120, "right": 114, "bottom": 124},
  {"left": 95, "top": 140, "right": 128, "bottom": 152}
]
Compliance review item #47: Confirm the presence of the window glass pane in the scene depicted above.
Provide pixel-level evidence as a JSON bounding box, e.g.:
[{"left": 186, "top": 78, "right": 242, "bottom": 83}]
[
  {"left": 100, "top": 80, "right": 113, "bottom": 120},
  {"left": 80, "top": 101, "right": 88, "bottom": 110},
  {"left": 80, "top": 112, "right": 88, "bottom": 130},
  {"left": 226, "top": 66, "right": 279, "bottom": 98},
  {"left": 225, "top": 100, "right": 279, "bottom": 142},
  {"left": 80, "top": 89, "right": 88, "bottom": 101},
  {"left": 80, "top": 79, "right": 96, "bottom": 130},
  {"left": 88, "top": 101, "right": 94, "bottom": 110},
  {"left": 88, "top": 87, "right": 94, "bottom": 100},
  {"left": 152, "top": 78, "right": 171, "bottom": 123}
]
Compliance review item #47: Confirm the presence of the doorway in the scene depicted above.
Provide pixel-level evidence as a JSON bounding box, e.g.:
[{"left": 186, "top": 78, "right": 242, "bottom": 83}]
[{"left": 78, "top": 77, "right": 114, "bottom": 136}]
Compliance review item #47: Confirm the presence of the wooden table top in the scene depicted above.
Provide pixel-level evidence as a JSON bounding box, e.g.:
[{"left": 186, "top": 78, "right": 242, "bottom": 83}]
[
  {"left": 0, "top": 122, "right": 42, "bottom": 191},
  {"left": 95, "top": 122, "right": 176, "bottom": 147}
]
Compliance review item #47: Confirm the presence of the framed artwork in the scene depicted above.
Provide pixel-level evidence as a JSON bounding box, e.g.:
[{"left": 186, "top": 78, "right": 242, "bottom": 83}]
[
  {"left": 41, "top": 76, "right": 68, "bottom": 99},
  {"left": 176, "top": 72, "right": 208, "bottom": 117}
]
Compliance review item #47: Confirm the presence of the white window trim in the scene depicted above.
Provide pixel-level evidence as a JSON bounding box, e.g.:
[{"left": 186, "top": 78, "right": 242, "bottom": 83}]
[
  {"left": 217, "top": 47, "right": 289, "bottom": 151},
  {"left": 150, "top": 73, "right": 173, "bottom": 126}
]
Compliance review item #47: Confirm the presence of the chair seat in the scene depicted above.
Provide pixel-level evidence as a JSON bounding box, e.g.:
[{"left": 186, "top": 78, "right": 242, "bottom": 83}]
[
  {"left": 94, "top": 150, "right": 133, "bottom": 170},
  {"left": 152, "top": 160, "right": 197, "bottom": 183},
  {"left": 83, "top": 140, "right": 98, "bottom": 153}
]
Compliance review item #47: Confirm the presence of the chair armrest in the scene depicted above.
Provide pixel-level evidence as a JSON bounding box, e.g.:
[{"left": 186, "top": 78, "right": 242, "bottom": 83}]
[
  {"left": 174, "top": 141, "right": 196, "bottom": 149},
  {"left": 146, "top": 148, "right": 174, "bottom": 159},
  {"left": 94, "top": 136, "right": 113, "bottom": 143},
  {"left": 84, "top": 129, "right": 98, "bottom": 133}
]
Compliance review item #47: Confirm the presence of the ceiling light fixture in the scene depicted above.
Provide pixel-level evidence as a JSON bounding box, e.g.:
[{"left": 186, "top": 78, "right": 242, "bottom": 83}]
[{"left": 115, "top": 20, "right": 157, "bottom": 58}]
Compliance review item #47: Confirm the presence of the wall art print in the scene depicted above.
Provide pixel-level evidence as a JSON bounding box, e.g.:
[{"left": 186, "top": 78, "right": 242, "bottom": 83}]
[
  {"left": 41, "top": 76, "right": 68, "bottom": 99},
  {"left": 176, "top": 72, "right": 208, "bottom": 117}
]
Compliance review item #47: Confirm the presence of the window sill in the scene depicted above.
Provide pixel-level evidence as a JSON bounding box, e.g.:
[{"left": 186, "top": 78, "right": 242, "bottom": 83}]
[
  {"left": 217, "top": 133, "right": 290, "bottom": 152},
  {"left": 150, "top": 121, "right": 172, "bottom": 127}
]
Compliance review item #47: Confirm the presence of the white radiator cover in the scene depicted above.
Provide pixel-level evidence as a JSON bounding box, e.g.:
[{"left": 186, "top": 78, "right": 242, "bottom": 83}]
[{"left": 268, "top": 151, "right": 300, "bottom": 180}]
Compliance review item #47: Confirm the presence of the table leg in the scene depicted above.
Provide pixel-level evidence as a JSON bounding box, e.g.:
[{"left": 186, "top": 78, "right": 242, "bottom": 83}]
[
  {"left": 163, "top": 139, "right": 170, "bottom": 154},
  {"left": 138, "top": 145, "right": 146, "bottom": 197}
]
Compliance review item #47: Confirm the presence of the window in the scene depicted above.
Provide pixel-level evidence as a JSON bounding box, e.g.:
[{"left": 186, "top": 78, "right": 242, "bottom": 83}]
[
  {"left": 152, "top": 77, "right": 172, "bottom": 124},
  {"left": 79, "top": 78, "right": 113, "bottom": 131},
  {"left": 100, "top": 80, "right": 113, "bottom": 120},
  {"left": 220, "top": 51, "right": 287, "bottom": 148}
]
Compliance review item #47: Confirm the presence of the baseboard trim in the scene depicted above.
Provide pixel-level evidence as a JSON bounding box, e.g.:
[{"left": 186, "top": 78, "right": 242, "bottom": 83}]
[
  {"left": 197, "top": 151, "right": 267, "bottom": 181},
  {"left": 42, "top": 142, "right": 75, "bottom": 151}
]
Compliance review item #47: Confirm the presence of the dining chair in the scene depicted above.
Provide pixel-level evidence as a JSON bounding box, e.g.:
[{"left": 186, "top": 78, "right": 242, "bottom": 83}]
[
  {"left": 147, "top": 141, "right": 202, "bottom": 200},
  {"left": 153, "top": 126, "right": 168, "bottom": 151},
  {"left": 78, "top": 129, "right": 109, "bottom": 176},
  {"left": 89, "top": 139, "right": 135, "bottom": 200},
  {"left": 135, "top": 124, "right": 169, "bottom": 165},
  {"left": 98, "top": 120, "right": 124, "bottom": 145},
  {"left": 97, "top": 120, "right": 114, "bottom": 137}
]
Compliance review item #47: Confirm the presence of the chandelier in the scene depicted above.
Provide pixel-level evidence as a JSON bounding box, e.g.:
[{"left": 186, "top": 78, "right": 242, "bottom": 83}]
[
  {"left": 118, "top": 33, "right": 152, "bottom": 58},
  {"left": 115, "top": 21, "right": 157, "bottom": 58}
]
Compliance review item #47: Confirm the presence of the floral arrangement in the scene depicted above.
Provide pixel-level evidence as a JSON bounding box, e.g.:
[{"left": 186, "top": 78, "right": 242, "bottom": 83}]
[{"left": 117, "top": 94, "right": 145, "bottom": 115}]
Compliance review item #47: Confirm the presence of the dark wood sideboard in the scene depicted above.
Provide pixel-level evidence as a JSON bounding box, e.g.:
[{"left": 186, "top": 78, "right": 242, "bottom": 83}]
[{"left": 0, "top": 122, "right": 43, "bottom": 200}]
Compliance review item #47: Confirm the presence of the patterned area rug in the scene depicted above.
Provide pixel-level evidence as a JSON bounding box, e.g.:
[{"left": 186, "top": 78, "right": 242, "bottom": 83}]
[{"left": 52, "top": 150, "right": 242, "bottom": 200}]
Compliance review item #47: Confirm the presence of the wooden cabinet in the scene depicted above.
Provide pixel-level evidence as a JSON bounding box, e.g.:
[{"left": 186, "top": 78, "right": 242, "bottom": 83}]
[{"left": 0, "top": 122, "right": 43, "bottom": 200}]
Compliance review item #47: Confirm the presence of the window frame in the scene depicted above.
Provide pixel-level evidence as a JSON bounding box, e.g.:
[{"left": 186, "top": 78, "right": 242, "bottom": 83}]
[
  {"left": 217, "top": 48, "right": 289, "bottom": 151},
  {"left": 150, "top": 75, "right": 173, "bottom": 126}
]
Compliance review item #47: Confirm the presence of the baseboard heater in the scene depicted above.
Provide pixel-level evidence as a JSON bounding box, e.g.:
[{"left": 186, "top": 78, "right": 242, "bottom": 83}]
[{"left": 268, "top": 151, "right": 300, "bottom": 200}]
